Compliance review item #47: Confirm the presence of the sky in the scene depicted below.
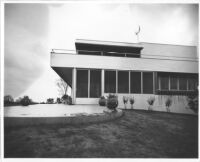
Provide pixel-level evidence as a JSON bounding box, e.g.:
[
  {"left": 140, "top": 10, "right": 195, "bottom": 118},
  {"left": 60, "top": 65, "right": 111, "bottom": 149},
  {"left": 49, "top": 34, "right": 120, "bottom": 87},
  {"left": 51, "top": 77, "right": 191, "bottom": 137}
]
[{"left": 4, "top": 3, "right": 199, "bottom": 102}]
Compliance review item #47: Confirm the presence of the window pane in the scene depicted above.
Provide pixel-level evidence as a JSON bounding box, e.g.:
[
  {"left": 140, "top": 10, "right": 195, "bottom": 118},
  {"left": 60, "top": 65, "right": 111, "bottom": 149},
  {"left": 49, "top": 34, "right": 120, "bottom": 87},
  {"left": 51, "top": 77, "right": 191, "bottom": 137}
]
[
  {"left": 105, "top": 71, "right": 116, "bottom": 93},
  {"left": 179, "top": 77, "right": 187, "bottom": 90},
  {"left": 76, "top": 70, "right": 88, "bottom": 97},
  {"left": 90, "top": 70, "right": 101, "bottom": 98},
  {"left": 143, "top": 72, "right": 153, "bottom": 94},
  {"left": 131, "top": 72, "right": 141, "bottom": 93},
  {"left": 188, "top": 78, "right": 197, "bottom": 90},
  {"left": 160, "top": 76, "right": 169, "bottom": 90},
  {"left": 170, "top": 76, "right": 178, "bottom": 90},
  {"left": 118, "top": 71, "right": 129, "bottom": 93}
]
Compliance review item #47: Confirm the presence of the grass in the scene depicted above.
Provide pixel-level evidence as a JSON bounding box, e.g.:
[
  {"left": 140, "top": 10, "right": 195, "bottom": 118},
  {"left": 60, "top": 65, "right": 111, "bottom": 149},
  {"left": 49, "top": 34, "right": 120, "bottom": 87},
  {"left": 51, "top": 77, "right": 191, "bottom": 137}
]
[{"left": 4, "top": 110, "right": 198, "bottom": 158}]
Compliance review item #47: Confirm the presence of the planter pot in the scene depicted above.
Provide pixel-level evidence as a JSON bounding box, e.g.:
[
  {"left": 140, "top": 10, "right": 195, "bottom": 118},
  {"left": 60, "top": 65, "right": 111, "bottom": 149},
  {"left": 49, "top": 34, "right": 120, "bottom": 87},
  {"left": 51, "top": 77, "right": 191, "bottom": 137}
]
[
  {"left": 131, "top": 105, "right": 134, "bottom": 109},
  {"left": 166, "top": 106, "right": 170, "bottom": 112},
  {"left": 148, "top": 105, "right": 153, "bottom": 111}
]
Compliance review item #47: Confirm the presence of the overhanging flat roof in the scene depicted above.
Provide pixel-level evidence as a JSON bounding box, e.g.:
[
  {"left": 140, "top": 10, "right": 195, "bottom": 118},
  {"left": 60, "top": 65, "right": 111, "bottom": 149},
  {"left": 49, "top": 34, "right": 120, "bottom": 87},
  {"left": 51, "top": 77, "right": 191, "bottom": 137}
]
[{"left": 75, "top": 39, "right": 143, "bottom": 49}]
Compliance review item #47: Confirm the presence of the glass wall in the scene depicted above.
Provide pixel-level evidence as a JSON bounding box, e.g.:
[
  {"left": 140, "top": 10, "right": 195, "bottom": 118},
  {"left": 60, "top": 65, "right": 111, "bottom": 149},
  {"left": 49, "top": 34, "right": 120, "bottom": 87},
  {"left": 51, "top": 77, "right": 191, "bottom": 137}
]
[
  {"left": 118, "top": 71, "right": 129, "bottom": 93},
  {"left": 160, "top": 76, "right": 169, "bottom": 90},
  {"left": 130, "top": 72, "right": 141, "bottom": 93},
  {"left": 179, "top": 77, "right": 187, "bottom": 90},
  {"left": 158, "top": 72, "right": 198, "bottom": 92},
  {"left": 90, "top": 70, "right": 101, "bottom": 97},
  {"left": 76, "top": 69, "right": 88, "bottom": 97},
  {"left": 170, "top": 75, "right": 178, "bottom": 90},
  {"left": 143, "top": 72, "right": 153, "bottom": 94},
  {"left": 105, "top": 70, "right": 116, "bottom": 93},
  {"left": 188, "top": 78, "right": 197, "bottom": 90}
]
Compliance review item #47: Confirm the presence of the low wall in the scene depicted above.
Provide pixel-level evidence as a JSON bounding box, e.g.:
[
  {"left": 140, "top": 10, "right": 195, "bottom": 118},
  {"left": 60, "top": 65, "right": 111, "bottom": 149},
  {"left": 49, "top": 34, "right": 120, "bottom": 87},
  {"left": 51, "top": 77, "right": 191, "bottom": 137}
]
[
  {"left": 4, "top": 109, "right": 124, "bottom": 127},
  {"left": 104, "top": 93, "right": 196, "bottom": 115}
]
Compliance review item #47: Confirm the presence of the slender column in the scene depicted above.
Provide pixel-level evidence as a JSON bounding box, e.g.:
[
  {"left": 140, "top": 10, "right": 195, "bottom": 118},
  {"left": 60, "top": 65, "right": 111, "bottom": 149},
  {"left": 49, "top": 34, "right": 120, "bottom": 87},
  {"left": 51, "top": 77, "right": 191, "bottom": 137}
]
[
  {"left": 129, "top": 71, "right": 131, "bottom": 94},
  {"left": 116, "top": 70, "right": 118, "bottom": 93},
  {"left": 141, "top": 72, "right": 143, "bottom": 94},
  {"left": 72, "top": 68, "right": 76, "bottom": 104},
  {"left": 101, "top": 69, "right": 105, "bottom": 96},
  {"left": 177, "top": 76, "right": 180, "bottom": 90},
  {"left": 153, "top": 72, "right": 155, "bottom": 94},
  {"left": 158, "top": 76, "right": 161, "bottom": 90},
  {"left": 88, "top": 70, "right": 90, "bottom": 98}
]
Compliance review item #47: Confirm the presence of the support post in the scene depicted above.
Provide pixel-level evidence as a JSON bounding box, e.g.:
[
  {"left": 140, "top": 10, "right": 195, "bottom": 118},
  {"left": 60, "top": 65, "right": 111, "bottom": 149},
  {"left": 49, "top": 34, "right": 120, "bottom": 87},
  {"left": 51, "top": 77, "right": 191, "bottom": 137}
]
[
  {"left": 129, "top": 71, "right": 131, "bottom": 94},
  {"left": 116, "top": 70, "right": 118, "bottom": 93},
  {"left": 101, "top": 69, "right": 105, "bottom": 96},
  {"left": 72, "top": 68, "right": 76, "bottom": 104}
]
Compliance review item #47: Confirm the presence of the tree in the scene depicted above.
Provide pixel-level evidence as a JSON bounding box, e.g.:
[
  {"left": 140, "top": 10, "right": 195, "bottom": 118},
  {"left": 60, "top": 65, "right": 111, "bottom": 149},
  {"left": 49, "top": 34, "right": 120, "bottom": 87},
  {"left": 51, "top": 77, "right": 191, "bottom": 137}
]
[
  {"left": 21, "top": 96, "right": 32, "bottom": 106},
  {"left": 56, "top": 78, "right": 68, "bottom": 96},
  {"left": 46, "top": 98, "right": 54, "bottom": 104},
  {"left": 56, "top": 97, "right": 61, "bottom": 104},
  {"left": 4, "top": 95, "right": 14, "bottom": 104}
]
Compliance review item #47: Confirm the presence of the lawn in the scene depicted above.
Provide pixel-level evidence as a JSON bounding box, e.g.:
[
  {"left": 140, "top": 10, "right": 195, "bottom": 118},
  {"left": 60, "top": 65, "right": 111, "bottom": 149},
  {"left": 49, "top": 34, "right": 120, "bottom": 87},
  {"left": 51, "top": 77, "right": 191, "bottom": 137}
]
[{"left": 4, "top": 110, "right": 198, "bottom": 158}]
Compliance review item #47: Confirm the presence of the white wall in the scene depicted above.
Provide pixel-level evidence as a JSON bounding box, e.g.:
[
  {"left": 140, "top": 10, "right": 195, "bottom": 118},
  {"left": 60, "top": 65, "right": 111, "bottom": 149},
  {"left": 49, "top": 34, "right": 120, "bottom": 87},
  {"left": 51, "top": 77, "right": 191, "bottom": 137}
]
[
  {"left": 75, "top": 93, "right": 195, "bottom": 115},
  {"left": 104, "top": 93, "right": 195, "bottom": 115},
  {"left": 141, "top": 42, "right": 197, "bottom": 58},
  {"left": 51, "top": 53, "right": 198, "bottom": 73}
]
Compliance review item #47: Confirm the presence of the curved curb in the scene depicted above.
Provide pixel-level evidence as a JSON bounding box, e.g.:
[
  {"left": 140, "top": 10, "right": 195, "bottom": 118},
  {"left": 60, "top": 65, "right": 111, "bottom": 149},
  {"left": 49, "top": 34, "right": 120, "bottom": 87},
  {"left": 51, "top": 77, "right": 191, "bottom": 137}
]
[{"left": 4, "top": 110, "right": 124, "bottom": 127}]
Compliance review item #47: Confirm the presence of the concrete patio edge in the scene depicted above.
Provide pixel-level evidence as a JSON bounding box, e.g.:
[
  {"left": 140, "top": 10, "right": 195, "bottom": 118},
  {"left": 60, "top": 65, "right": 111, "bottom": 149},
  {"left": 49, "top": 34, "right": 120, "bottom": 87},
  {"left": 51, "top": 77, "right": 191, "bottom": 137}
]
[{"left": 4, "top": 109, "right": 124, "bottom": 127}]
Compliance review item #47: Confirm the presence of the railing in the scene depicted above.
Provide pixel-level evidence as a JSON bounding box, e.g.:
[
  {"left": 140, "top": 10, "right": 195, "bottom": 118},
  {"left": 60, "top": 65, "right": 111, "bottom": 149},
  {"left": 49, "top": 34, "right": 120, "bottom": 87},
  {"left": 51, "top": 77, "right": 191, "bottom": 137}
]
[{"left": 51, "top": 49, "right": 199, "bottom": 62}]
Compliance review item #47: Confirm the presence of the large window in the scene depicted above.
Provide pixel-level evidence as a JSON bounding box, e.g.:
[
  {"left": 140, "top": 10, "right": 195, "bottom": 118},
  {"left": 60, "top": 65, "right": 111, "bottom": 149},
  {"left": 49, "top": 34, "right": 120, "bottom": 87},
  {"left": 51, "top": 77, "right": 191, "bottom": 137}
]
[
  {"left": 188, "top": 78, "right": 197, "bottom": 90},
  {"left": 179, "top": 77, "right": 187, "bottom": 90},
  {"left": 105, "top": 70, "right": 116, "bottom": 93},
  {"left": 130, "top": 72, "right": 141, "bottom": 93},
  {"left": 170, "top": 75, "right": 178, "bottom": 90},
  {"left": 143, "top": 72, "right": 153, "bottom": 94},
  {"left": 118, "top": 71, "right": 129, "bottom": 93},
  {"left": 76, "top": 69, "right": 88, "bottom": 97},
  {"left": 157, "top": 73, "right": 198, "bottom": 94},
  {"left": 160, "top": 76, "right": 169, "bottom": 90},
  {"left": 90, "top": 70, "right": 101, "bottom": 97}
]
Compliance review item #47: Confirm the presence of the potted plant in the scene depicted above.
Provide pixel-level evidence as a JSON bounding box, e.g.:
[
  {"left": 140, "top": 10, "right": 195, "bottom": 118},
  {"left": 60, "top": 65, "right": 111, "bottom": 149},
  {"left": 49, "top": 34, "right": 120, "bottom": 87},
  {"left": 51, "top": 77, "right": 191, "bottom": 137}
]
[
  {"left": 99, "top": 96, "right": 106, "bottom": 106},
  {"left": 165, "top": 97, "right": 172, "bottom": 112},
  {"left": 123, "top": 96, "right": 128, "bottom": 109},
  {"left": 147, "top": 96, "right": 155, "bottom": 111},
  {"left": 106, "top": 94, "right": 118, "bottom": 111},
  {"left": 129, "top": 96, "right": 135, "bottom": 109}
]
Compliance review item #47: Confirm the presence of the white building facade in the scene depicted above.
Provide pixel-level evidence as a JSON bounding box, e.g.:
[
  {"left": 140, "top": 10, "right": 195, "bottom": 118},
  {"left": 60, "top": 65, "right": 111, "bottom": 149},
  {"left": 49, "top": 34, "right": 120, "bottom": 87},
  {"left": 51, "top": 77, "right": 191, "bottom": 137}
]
[{"left": 51, "top": 39, "right": 198, "bottom": 114}]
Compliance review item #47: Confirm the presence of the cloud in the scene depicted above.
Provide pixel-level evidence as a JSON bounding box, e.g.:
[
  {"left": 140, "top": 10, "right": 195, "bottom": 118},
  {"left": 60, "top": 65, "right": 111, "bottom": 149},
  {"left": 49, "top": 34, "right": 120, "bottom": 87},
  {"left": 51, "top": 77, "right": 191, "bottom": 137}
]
[
  {"left": 129, "top": 4, "right": 198, "bottom": 45},
  {"left": 4, "top": 4, "right": 50, "bottom": 98}
]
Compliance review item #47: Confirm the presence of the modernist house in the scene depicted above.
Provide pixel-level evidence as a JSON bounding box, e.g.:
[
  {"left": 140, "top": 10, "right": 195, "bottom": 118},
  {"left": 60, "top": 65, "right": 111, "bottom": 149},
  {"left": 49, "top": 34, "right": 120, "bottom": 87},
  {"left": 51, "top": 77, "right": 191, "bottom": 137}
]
[{"left": 51, "top": 39, "right": 198, "bottom": 114}]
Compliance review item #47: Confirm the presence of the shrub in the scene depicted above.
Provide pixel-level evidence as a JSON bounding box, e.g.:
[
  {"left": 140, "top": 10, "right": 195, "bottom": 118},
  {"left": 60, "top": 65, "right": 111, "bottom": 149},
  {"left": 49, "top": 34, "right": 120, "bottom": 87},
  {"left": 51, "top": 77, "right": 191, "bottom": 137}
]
[
  {"left": 61, "top": 95, "right": 72, "bottom": 105},
  {"left": 147, "top": 96, "right": 155, "bottom": 111},
  {"left": 106, "top": 94, "right": 118, "bottom": 110},
  {"left": 187, "top": 91, "right": 198, "bottom": 113},
  {"left": 165, "top": 97, "right": 172, "bottom": 112},
  {"left": 67, "top": 96, "right": 72, "bottom": 105},
  {"left": 129, "top": 96, "right": 135, "bottom": 109},
  {"left": 123, "top": 96, "right": 128, "bottom": 109},
  {"left": 147, "top": 96, "right": 155, "bottom": 106},
  {"left": 99, "top": 96, "right": 106, "bottom": 106}
]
